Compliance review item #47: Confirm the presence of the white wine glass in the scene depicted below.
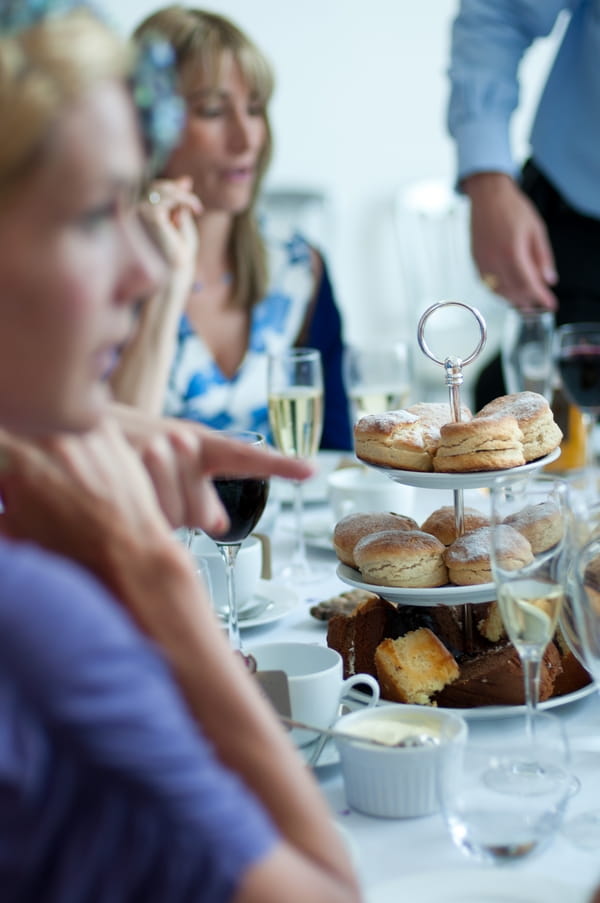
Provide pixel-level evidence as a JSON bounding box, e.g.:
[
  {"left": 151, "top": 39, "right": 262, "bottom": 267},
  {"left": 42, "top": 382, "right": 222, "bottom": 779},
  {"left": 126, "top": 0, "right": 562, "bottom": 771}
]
[
  {"left": 268, "top": 347, "right": 323, "bottom": 583},
  {"left": 489, "top": 475, "right": 569, "bottom": 742},
  {"left": 202, "top": 430, "right": 269, "bottom": 653},
  {"left": 558, "top": 534, "right": 600, "bottom": 848},
  {"left": 501, "top": 309, "right": 555, "bottom": 400},
  {"left": 343, "top": 341, "right": 412, "bottom": 422}
]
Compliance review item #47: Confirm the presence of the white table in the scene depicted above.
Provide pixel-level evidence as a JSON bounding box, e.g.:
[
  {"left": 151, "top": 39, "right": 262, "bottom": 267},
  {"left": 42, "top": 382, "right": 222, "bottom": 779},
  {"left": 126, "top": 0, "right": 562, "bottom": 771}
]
[{"left": 245, "top": 463, "right": 600, "bottom": 900}]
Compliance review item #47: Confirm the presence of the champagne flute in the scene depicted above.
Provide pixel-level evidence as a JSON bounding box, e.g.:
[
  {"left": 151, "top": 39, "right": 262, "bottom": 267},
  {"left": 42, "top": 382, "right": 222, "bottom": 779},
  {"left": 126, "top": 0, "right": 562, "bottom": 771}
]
[
  {"left": 555, "top": 322, "right": 600, "bottom": 477},
  {"left": 267, "top": 348, "right": 323, "bottom": 583},
  {"left": 203, "top": 430, "right": 269, "bottom": 652},
  {"left": 343, "top": 341, "right": 412, "bottom": 422},
  {"left": 489, "top": 475, "right": 569, "bottom": 741}
]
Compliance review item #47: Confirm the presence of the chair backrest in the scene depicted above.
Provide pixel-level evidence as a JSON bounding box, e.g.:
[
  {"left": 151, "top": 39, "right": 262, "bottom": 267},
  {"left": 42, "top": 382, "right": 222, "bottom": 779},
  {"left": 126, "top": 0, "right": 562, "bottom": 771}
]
[
  {"left": 393, "top": 178, "right": 504, "bottom": 405},
  {"left": 258, "top": 185, "right": 333, "bottom": 256}
]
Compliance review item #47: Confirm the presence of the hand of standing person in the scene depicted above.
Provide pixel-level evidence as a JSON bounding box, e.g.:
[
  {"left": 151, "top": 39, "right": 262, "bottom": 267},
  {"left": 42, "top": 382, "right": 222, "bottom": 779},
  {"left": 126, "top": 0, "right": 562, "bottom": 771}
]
[{"left": 463, "top": 172, "right": 559, "bottom": 312}]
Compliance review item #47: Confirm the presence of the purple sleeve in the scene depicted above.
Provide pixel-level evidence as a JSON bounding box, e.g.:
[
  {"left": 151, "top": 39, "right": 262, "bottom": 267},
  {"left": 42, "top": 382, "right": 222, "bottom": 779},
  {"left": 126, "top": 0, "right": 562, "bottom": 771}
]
[{"left": 0, "top": 538, "right": 279, "bottom": 901}]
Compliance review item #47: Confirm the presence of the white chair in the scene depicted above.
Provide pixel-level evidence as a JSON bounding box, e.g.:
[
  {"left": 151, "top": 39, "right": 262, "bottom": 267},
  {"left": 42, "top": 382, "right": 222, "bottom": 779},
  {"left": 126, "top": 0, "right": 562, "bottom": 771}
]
[
  {"left": 258, "top": 185, "right": 333, "bottom": 256},
  {"left": 393, "top": 178, "right": 505, "bottom": 405}
]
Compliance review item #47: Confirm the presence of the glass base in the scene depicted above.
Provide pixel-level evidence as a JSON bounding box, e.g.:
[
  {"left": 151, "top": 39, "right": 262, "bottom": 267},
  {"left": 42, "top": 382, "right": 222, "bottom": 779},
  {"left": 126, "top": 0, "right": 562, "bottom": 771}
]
[
  {"left": 562, "top": 809, "right": 600, "bottom": 850},
  {"left": 277, "top": 560, "right": 331, "bottom": 586}
]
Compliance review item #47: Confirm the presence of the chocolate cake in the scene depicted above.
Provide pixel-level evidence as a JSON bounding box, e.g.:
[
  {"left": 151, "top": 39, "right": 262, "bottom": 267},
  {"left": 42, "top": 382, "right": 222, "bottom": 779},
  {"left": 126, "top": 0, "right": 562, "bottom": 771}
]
[
  {"left": 434, "top": 641, "right": 562, "bottom": 708},
  {"left": 326, "top": 595, "right": 590, "bottom": 708},
  {"left": 327, "top": 595, "right": 402, "bottom": 679}
]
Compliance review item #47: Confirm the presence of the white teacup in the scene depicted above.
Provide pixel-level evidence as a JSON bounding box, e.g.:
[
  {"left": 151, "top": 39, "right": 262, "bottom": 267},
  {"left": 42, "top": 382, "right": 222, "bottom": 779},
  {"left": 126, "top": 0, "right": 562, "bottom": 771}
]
[
  {"left": 191, "top": 533, "right": 270, "bottom": 613},
  {"left": 327, "top": 466, "right": 415, "bottom": 521},
  {"left": 249, "top": 642, "right": 380, "bottom": 746}
]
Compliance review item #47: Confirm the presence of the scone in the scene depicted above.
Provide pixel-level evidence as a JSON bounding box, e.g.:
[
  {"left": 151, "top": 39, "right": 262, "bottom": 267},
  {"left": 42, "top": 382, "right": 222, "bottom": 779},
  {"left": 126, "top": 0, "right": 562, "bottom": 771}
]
[
  {"left": 374, "top": 628, "right": 459, "bottom": 705},
  {"left": 475, "top": 391, "right": 562, "bottom": 462},
  {"left": 503, "top": 500, "right": 564, "bottom": 554},
  {"left": 354, "top": 529, "right": 448, "bottom": 588},
  {"left": 354, "top": 403, "right": 471, "bottom": 472},
  {"left": 333, "top": 511, "right": 419, "bottom": 568},
  {"left": 444, "top": 525, "right": 533, "bottom": 585},
  {"left": 433, "top": 415, "right": 525, "bottom": 472},
  {"left": 421, "top": 505, "right": 490, "bottom": 545}
]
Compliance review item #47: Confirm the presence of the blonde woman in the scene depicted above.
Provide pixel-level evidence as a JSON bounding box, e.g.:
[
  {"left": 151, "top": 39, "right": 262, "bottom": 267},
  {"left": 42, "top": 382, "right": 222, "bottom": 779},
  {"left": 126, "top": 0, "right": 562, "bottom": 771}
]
[
  {"left": 0, "top": 4, "right": 360, "bottom": 901},
  {"left": 110, "top": 6, "right": 353, "bottom": 451}
]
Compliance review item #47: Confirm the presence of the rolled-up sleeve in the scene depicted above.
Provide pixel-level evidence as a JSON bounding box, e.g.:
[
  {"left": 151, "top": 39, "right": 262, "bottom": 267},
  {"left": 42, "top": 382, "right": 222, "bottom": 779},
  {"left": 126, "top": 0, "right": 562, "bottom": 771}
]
[{"left": 447, "top": 0, "right": 571, "bottom": 181}]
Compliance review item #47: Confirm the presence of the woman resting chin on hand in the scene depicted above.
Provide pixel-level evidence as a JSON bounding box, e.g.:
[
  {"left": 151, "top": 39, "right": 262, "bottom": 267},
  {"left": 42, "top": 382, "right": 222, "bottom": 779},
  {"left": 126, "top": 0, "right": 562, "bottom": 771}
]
[{"left": 0, "top": 6, "right": 360, "bottom": 902}]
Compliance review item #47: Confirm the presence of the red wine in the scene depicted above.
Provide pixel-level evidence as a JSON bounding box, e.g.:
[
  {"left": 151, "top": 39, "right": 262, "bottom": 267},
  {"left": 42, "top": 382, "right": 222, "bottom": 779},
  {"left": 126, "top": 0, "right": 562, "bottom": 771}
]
[
  {"left": 208, "top": 477, "right": 269, "bottom": 543},
  {"left": 558, "top": 348, "right": 600, "bottom": 412}
]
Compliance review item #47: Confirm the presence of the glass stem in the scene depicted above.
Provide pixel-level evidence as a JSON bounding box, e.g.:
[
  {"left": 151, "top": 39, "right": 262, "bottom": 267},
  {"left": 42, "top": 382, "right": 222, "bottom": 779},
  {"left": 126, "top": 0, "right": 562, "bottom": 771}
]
[
  {"left": 291, "top": 479, "right": 308, "bottom": 571},
  {"left": 522, "top": 652, "right": 541, "bottom": 742},
  {"left": 583, "top": 411, "right": 597, "bottom": 492},
  {"left": 219, "top": 543, "right": 242, "bottom": 652}
]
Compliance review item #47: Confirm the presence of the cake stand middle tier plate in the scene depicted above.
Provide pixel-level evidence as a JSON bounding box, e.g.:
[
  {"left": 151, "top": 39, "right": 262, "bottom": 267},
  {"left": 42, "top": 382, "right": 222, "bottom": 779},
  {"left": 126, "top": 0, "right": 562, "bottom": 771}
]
[{"left": 336, "top": 563, "right": 497, "bottom": 606}]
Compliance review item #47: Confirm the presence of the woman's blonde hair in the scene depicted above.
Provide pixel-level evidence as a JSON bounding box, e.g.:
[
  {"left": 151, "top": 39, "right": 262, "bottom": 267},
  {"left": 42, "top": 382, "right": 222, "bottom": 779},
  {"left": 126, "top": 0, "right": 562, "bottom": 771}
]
[
  {"left": 0, "top": 9, "right": 130, "bottom": 203},
  {"left": 135, "top": 6, "right": 275, "bottom": 311}
]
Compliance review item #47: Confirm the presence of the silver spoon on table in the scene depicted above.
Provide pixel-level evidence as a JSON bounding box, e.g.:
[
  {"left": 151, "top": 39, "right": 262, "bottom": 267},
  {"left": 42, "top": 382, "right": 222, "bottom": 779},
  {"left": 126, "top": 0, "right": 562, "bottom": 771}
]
[{"left": 281, "top": 716, "right": 439, "bottom": 750}]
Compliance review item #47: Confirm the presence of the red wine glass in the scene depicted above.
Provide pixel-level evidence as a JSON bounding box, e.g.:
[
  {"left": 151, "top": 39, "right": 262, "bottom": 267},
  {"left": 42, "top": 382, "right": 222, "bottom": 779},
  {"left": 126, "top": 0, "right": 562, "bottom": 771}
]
[
  {"left": 555, "top": 323, "right": 600, "bottom": 477},
  {"left": 204, "top": 431, "right": 269, "bottom": 651}
]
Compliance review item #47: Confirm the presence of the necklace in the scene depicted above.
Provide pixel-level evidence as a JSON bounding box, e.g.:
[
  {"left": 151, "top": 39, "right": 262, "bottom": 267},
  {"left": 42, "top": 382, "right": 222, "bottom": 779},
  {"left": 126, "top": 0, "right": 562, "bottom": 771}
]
[{"left": 191, "top": 272, "right": 232, "bottom": 293}]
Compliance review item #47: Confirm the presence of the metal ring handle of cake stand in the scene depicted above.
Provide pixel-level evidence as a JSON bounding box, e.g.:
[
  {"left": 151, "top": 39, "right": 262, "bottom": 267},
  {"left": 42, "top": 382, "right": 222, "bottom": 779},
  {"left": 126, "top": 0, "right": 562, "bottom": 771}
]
[{"left": 417, "top": 301, "right": 487, "bottom": 650}]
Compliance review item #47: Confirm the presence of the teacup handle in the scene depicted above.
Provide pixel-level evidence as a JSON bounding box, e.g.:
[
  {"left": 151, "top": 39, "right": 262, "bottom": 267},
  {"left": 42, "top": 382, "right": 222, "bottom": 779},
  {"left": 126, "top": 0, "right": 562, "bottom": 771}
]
[
  {"left": 341, "top": 673, "right": 380, "bottom": 706},
  {"left": 251, "top": 532, "right": 272, "bottom": 580}
]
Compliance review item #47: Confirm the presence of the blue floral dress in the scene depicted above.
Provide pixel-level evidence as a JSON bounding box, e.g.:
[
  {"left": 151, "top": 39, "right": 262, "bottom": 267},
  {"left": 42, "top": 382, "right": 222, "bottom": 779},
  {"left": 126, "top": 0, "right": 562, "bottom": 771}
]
[{"left": 164, "top": 224, "right": 352, "bottom": 450}]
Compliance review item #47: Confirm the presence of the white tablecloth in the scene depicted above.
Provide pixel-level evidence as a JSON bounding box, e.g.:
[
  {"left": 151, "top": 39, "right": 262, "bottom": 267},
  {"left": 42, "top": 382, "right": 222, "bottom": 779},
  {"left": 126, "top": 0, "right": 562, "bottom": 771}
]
[{"left": 244, "top": 463, "right": 600, "bottom": 899}]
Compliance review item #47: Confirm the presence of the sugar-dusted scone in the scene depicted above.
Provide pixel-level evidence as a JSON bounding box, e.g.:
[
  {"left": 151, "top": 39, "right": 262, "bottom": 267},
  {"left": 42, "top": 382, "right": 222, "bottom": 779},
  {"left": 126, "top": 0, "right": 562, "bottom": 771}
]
[
  {"left": 433, "top": 415, "right": 525, "bottom": 472},
  {"left": 444, "top": 525, "right": 533, "bottom": 585},
  {"left": 503, "top": 500, "right": 564, "bottom": 554},
  {"left": 421, "top": 505, "right": 490, "bottom": 545},
  {"left": 374, "top": 628, "right": 459, "bottom": 705},
  {"left": 475, "top": 391, "right": 562, "bottom": 462},
  {"left": 333, "top": 511, "right": 419, "bottom": 568},
  {"left": 354, "top": 529, "right": 448, "bottom": 588},
  {"left": 354, "top": 403, "right": 471, "bottom": 472}
]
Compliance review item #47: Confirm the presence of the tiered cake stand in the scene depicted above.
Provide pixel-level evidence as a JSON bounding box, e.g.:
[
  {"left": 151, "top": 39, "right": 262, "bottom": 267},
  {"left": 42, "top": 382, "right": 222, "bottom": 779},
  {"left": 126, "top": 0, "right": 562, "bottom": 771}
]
[{"left": 337, "top": 302, "right": 560, "bottom": 645}]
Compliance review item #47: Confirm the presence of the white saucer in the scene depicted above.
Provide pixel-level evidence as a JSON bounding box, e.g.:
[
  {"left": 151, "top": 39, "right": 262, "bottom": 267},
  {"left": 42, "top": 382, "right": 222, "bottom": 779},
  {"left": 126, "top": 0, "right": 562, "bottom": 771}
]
[
  {"left": 366, "top": 868, "right": 588, "bottom": 903},
  {"left": 232, "top": 579, "right": 298, "bottom": 629},
  {"left": 336, "top": 563, "right": 497, "bottom": 606},
  {"left": 365, "top": 447, "right": 560, "bottom": 490},
  {"left": 299, "top": 735, "right": 340, "bottom": 768}
]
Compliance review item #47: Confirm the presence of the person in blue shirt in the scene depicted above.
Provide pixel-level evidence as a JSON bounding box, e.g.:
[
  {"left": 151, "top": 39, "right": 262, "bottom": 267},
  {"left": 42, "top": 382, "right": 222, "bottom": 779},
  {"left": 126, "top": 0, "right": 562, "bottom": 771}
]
[
  {"left": 0, "top": 3, "right": 361, "bottom": 901},
  {"left": 448, "top": 0, "right": 600, "bottom": 406},
  {"left": 110, "top": 7, "right": 353, "bottom": 451}
]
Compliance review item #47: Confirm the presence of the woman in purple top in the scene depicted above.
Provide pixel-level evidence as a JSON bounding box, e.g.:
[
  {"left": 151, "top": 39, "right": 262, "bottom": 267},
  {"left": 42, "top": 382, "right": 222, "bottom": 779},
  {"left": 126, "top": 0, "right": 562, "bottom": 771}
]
[{"left": 0, "top": 3, "right": 360, "bottom": 902}]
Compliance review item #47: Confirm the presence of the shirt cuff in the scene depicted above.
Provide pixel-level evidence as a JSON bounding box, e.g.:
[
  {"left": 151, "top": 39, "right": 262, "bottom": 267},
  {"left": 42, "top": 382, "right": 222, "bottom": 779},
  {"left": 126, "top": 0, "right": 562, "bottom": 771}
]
[{"left": 453, "top": 117, "right": 519, "bottom": 188}]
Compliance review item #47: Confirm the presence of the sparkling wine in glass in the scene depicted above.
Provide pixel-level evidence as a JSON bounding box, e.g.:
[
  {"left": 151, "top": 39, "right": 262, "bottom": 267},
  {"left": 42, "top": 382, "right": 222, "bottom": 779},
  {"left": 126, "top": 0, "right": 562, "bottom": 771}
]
[
  {"left": 490, "top": 475, "right": 569, "bottom": 743},
  {"left": 203, "top": 431, "right": 268, "bottom": 651},
  {"left": 268, "top": 348, "right": 323, "bottom": 582},
  {"left": 555, "top": 322, "right": 600, "bottom": 476},
  {"left": 343, "top": 341, "right": 412, "bottom": 422}
]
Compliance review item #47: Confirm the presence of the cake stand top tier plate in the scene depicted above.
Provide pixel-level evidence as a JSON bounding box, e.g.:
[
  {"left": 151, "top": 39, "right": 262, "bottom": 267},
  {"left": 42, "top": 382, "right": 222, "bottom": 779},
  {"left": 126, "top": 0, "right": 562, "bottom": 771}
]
[{"left": 361, "top": 447, "right": 560, "bottom": 490}]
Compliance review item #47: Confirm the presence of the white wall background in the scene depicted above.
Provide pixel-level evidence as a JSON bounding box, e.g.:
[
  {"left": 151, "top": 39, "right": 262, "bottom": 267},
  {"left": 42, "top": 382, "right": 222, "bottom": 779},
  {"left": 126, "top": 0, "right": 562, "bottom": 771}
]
[{"left": 107, "top": 0, "right": 564, "bottom": 387}]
